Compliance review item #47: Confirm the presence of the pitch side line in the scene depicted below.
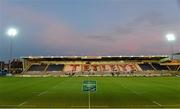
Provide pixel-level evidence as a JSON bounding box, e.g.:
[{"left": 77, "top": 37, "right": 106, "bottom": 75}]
[
  {"left": 38, "top": 78, "right": 72, "bottom": 97},
  {"left": 153, "top": 101, "right": 162, "bottom": 107},
  {"left": 114, "top": 81, "right": 163, "bottom": 107},
  {"left": 38, "top": 91, "right": 48, "bottom": 96},
  {"left": 18, "top": 101, "right": 28, "bottom": 106},
  {"left": 18, "top": 79, "right": 72, "bottom": 107},
  {"left": 124, "top": 86, "right": 162, "bottom": 107}
]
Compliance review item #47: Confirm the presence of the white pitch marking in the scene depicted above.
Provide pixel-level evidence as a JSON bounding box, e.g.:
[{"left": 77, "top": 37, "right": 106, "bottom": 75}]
[
  {"left": 118, "top": 83, "right": 163, "bottom": 107},
  {"left": 153, "top": 101, "right": 162, "bottom": 107},
  {"left": 38, "top": 91, "right": 48, "bottom": 96},
  {"left": 37, "top": 79, "right": 72, "bottom": 97},
  {"left": 37, "top": 78, "right": 73, "bottom": 97},
  {"left": 18, "top": 101, "right": 27, "bottom": 106}
]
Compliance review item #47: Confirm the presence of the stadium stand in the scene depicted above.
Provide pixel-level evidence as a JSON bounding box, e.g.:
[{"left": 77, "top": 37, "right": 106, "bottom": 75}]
[
  {"left": 46, "top": 64, "right": 64, "bottom": 71},
  {"left": 18, "top": 56, "right": 180, "bottom": 76},
  {"left": 138, "top": 63, "right": 154, "bottom": 71},
  {"left": 10, "top": 59, "right": 23, "bottom": 74},
  {"left": 28, "top": 64, "right": 47, "bottom": 71},
  {"left": 178, "top": 66, "right": 180, "bottom": 71},
  {"left": 0, "top": 61, "right": 7, "bottom": 76},
  {"left": 168, "top": 65, "right": 179, "bottom": 71},
  {"left": 151, "top": 63, "right": 169, "bottom": 70}
]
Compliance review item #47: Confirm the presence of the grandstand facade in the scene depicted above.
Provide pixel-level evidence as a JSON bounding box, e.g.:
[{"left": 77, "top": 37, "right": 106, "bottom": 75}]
[{"left": 20, "top": 55, "right": 180, "bottom": 76}]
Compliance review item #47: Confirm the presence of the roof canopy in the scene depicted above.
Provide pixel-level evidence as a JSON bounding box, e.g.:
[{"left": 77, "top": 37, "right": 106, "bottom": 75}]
[{"left": 21, "top": 55, "right": 168, "bottom": 61}]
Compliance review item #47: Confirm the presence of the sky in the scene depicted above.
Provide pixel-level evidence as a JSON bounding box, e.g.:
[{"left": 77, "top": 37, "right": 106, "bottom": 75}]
[{"left": 0, "top": 0, "right": 180, "bottom": 61}]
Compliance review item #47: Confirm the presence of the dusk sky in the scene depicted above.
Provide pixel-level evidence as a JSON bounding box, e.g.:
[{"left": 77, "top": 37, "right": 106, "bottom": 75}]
[{"left": 0, "top": 0, "right": 180, "bottom": 61}]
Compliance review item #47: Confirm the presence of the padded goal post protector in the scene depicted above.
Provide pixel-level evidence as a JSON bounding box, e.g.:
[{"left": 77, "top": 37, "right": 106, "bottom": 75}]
[{"left": 83, "top": 80, "right": 96, "bottom": 92}]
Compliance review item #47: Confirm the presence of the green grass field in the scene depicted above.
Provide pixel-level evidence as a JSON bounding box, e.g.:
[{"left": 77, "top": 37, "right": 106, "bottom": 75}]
[{"left": 0, "top": 76, "right": 180, "bottom": 108}]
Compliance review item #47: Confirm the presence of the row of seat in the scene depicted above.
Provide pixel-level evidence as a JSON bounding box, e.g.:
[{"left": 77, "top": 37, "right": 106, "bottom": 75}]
[
  {"left": 28, "top": 64, "right": 64, "bottom": 71},
  {"left": 138, "top": 63, "right": 179, "bottom": 71},
  {"left": 27, "top": 63, "right": 180, "bottom": 72}
]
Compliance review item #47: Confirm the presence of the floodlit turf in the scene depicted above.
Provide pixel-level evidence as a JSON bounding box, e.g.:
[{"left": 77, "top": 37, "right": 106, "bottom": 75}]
[{"left": 0, "top": 76, "right": 180, "bottom": 108}]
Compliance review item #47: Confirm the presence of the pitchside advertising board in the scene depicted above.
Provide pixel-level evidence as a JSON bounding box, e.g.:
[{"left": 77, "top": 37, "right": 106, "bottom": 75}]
[{"left": 83, "top": 80, "right": 96, "bottom": 92}]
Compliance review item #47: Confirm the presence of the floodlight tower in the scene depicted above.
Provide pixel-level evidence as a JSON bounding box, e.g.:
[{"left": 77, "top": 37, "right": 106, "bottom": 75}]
[
  {"left": 6, "top": 27, "right": 18, "bottom": 73},
  {"left": 166, "top": 33, "right": 176, "bottom": 60}
]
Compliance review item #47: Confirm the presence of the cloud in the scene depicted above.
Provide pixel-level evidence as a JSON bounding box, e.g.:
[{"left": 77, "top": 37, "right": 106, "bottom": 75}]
[
  {"left": 3, "top": 5, "right": 81, "bottom": 47},
  {"left": 85, "top": 11, "right": 180, "bottom": 54},
  {"left": 2, "top": 4, "right": 117, "bottom": 56},
  {"left": 2, "top": 2, "right": 180, "bottom": 57},
  {"left": 86, "top": 35, "right": 116, "bottom": 42}
]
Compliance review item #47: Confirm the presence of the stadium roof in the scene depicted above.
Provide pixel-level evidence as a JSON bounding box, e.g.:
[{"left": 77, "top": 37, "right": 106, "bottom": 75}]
[
  {"left": 21, "top": 55, "right": 169, "bottom": 61},
  {"left": 173, "top": 53, "right": 180, "bottom": 55}
]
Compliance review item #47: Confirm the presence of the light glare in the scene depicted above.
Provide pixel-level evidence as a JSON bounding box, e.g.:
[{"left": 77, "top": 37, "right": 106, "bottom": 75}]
[
  {"left": 166, "top": 33, "right": 176, "bottom": 41},
  {"left": 7, "top": 28, "right": 18, "bottom": 37}
]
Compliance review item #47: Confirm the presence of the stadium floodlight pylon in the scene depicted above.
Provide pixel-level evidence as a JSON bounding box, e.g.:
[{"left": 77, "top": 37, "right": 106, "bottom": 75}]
[{"left": 6, "top": 27, "right": 18, "bottom": 73}]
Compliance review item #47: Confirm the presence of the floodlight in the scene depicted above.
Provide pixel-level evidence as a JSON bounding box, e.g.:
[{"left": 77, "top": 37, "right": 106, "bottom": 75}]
[
  {"left": 166, "top": 33, "right": 176, "bottom": 41},
  {"left": 6, "top": 28, "right": 18, "bottom": 38}
]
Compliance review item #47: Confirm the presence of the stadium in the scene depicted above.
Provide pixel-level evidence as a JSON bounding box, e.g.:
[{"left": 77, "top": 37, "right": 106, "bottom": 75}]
[
  {"left": 0, "top": 54, "right": 180, "bottom": 108},
  {"left": 1, "top": 0, "right": 180, "bottom": 108}
]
